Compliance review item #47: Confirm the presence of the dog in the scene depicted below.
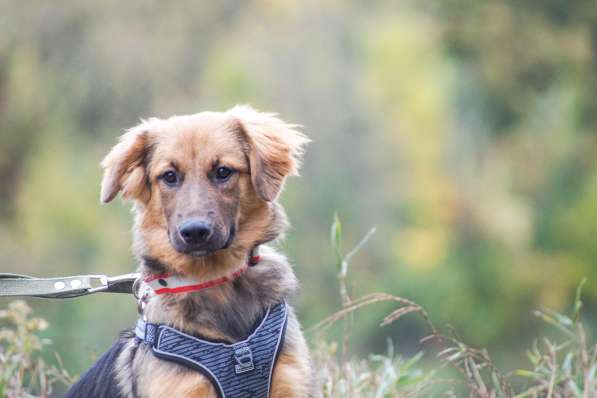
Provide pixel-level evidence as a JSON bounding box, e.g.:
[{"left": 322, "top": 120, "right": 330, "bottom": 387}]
[{"left": 65, "top": 106, "right": 314, "bottom": 397}]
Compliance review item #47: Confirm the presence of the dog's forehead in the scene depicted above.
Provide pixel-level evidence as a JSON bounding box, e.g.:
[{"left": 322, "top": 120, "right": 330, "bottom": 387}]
[{"left": 151, "top": 112, "right": 244, "bottom": 167}]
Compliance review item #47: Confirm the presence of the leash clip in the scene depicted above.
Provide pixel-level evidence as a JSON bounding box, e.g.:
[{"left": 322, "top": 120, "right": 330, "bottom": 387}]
[
  {"left": 87, "top": 273, "right": 140, "bottom": 294},
  {"left": 86, "top": 275, "right": 109, "bottom": 293}
]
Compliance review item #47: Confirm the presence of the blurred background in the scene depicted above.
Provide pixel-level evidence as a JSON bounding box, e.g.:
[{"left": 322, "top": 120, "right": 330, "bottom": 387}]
[{"left": 1, "top": 0, "right": 596, "bottom": 382}]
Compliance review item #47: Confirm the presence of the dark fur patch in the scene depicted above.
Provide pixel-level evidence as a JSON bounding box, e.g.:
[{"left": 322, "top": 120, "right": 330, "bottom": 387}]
[
  {"left": 65, "top": 337, "right": 130, "bottom": 398},
  {"left": 222, "top": 223, "right": 236, "bottom": 250},
  {"left": 142, "top": 256, "right": 168, "bottom": 274}
]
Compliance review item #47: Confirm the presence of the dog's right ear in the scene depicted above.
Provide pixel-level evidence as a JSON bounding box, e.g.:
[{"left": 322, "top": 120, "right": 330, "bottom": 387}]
[{"left": 100, "top": 125, "right": 152, "bottom": 204}]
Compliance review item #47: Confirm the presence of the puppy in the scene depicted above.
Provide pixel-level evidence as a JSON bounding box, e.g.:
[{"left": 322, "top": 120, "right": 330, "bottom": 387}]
[{"left": 66, "top": 106, "right": 313, "bottom": 398}]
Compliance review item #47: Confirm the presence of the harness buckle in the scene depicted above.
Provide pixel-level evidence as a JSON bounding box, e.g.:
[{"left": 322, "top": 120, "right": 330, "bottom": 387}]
[
  {"left": 233, "top": 345, "right": 254, "bottom": 374},
  {"left": 145, "top": 323, "right": 158, "bottom": 346}
]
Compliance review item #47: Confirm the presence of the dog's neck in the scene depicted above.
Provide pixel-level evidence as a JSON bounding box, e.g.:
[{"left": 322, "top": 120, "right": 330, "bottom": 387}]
[
  {"left": 140, "top": 245, "right": 259, "bottom": 280},
  {"left": 133, "top": 200, "right": 294, "bottom": 342},
  {"left": 139, "top": 245, "right": 297, "bottom": 343}
]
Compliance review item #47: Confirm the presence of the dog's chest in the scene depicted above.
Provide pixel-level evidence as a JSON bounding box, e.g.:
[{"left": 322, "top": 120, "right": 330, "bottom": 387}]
[{"left": 139, "top": 359, "right": 218, "bottom": 398}]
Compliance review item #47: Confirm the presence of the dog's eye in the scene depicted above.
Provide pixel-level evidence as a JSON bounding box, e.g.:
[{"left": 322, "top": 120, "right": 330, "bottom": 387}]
[
  {"left": 215, "top": 167, "right": 233, "bottom": 181},
  {"left": 162, "top": 170, "right": 179, "bottom": 186}
]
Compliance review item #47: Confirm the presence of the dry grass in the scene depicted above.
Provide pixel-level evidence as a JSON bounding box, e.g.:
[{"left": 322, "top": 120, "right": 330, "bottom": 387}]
[
  {"left": 0, "top": 217, "right": 595, "bottom": 397},
  {"left": 0, "top": 301, "right": 74, "bottom": 398},
  {"left": 310, "top": 216, "right": 596, "bottom": 398}
]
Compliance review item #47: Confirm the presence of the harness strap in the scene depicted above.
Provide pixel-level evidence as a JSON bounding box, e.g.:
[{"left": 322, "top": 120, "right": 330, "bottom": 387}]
[
  {"left": 0, "top": 273, "right": 139, "bottom": 299},
  {"left": 136, "top": 302, "right": 288, "bottom": 398}
]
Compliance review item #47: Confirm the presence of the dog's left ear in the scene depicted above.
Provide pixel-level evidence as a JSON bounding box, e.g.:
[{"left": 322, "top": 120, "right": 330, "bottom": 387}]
[
  {"left": 229, "top": 106, "right": 310, "bottom": 202},
  {"left": 100, "top": 123, "right": 153, "bottom": 204}
]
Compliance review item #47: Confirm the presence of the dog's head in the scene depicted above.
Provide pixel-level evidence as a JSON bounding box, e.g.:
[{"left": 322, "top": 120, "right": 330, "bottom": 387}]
[{"left": 100, "top": 106, "right": 308, "bottom": 274}]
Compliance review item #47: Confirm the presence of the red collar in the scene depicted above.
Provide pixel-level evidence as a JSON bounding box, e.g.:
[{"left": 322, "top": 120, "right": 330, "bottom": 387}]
[{"left": 142, "top": 253, "right": 260, "bottom": 296}]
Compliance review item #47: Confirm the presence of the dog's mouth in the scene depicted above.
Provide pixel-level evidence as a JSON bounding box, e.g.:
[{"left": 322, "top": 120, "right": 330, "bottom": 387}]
[{"left": 169, "top": 224, "right": 236, "bottom": 257}]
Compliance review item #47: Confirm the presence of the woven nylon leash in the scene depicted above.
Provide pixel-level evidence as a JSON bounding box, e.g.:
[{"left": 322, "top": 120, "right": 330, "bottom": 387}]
[{"left": 0, "top": 273, "right": 139, "bottom": 299}]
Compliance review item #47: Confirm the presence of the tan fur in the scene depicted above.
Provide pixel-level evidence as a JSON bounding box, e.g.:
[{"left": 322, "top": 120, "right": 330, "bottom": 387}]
[
  {"left": 101, "top": 106, "right": 315, "bottom": 397},
  {"left": 270, "top": 311, "right": 312, "bottom": 398},
  {"left": 137, "top": 353, "right": 216, "bottom": 398}
]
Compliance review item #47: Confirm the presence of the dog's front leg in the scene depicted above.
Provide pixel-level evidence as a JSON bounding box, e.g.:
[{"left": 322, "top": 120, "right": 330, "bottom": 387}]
[
  {"left": 270, "top": 354, "right": 312, "bottom": 397},
  {"left": 145, "top": 371, "right": 217, "bottom": 398},
  {"left": 270, "top": 313, "right": 316, "bottom": 398}
]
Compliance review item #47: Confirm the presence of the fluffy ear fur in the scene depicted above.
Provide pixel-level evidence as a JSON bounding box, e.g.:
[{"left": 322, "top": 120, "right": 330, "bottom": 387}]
[
  {"left": 100, "top": 124, "right": 152, "bottom": 204},
  {"left": 229, "top": 106, "right": 310, "bottom": 201}
]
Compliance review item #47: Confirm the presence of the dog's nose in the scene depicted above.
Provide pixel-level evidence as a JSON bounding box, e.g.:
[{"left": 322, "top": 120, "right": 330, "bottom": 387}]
[{"left": 179, "top": 220, "right": 212, "bottom": 245}]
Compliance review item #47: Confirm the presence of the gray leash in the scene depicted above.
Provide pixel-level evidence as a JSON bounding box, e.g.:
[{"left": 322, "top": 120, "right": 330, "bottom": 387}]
[{"left": 0, "top": 273, "right": 140, "bottom": 299}]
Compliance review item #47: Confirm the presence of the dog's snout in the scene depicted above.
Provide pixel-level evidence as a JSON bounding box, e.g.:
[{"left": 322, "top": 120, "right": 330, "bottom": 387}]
[{"left": 179, "top": 219, "right": 213, "bottom": 245}]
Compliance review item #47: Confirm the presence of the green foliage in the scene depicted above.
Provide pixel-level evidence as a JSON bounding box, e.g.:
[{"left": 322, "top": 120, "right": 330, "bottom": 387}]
[{"left": 512, "top": 278, "right": 596, "bottom": 397}]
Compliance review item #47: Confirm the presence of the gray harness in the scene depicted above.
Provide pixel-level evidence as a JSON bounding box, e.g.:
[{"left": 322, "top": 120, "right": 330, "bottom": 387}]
[{"left": 135, "top": 302, "right": 288, "bottom": 398}]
